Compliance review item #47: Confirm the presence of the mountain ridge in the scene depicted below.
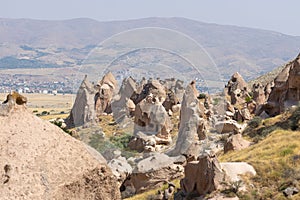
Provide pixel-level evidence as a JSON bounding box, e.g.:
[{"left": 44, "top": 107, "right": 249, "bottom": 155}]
[{"left": 1, "top": 17, "right": 300, "bottom": 83}]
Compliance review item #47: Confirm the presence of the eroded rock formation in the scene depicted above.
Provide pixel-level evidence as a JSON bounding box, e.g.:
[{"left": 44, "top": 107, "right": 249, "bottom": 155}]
[
  {"left": 66, "top": 75, "right": 96, "bottom": 128},
  {"left": 111, "top": 77, "right": 137, "bottom": 123},
  {"left": 95, "top": 72, "right": 118, "bottom": 115},
  {"left": 259, "top": 54, "right": 300, "bottom": 116},
  {"left": 180, "top": 154, "right": 225, "bottom": 196},
  {"left": 168, "top": 81, "right": 206, "bottom": 157},
  {"left": 0, "top": 100, "right": 121, "bottom": 199},
  {"left": 225, "top": 72, "right": 249, "bottom": 106}
]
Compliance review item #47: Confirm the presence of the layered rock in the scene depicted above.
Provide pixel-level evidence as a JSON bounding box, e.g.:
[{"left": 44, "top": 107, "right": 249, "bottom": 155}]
[
  {"left": 260, "top": 54, "right": 300, "bottom": 116},
  {"left": 66, "top": 75, "right": 96, "bottom": 128},
  {"left": 0, "top": 101, "right": 121, "bottom": 199},
  {"left": 168, "top": 81, "right": 206, "bottom": 157}
]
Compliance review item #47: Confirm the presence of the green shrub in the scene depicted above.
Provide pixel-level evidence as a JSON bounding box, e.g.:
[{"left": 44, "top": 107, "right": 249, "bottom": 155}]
[
  {"left": 213, "top": 98, "right": 220, "bottom": 105},
  {"left": 110, "top": 133, "right": 132, "bottom": 149},
  {"left": 41, "top": 111, "right": 49, "bottom": 115},
  {"left": 245, "top": 96, "right": 253, "bottom": 103},
  {"left": 198, "top": 93, "right": 206, "bottom": 99},
  {"left": 248, "top": 116, "right": 262, "bottom": 128}
]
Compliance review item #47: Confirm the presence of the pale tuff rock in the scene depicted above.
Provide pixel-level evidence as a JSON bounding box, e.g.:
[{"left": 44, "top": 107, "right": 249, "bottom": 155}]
[
  {"left": 180, "top": 154, "right": 225, "bottom": 196},
  {"left": 259, "top": 54, "right": 300, "bottom": 116},
  {"left": 134, "top": 79, "right": 167, "bottom": 105},
  {"left": 215, "top": 120, "right": 244, "bottom": 134},
  {"left": 252, "top": 83, "right": 266, "bottom": 105},
  {"left": 220, "top": 162, "right": 256, "bottom": 182},
  {"left": 0, "top": 104, "right": 121, "bottom": 200},
  {"left": 1, "top": 91, "right": 27, "bottom": 116},
  {"left": 225, "top": 72, "right": 249, "bottom": 105},
  {"left": 111, "top": 77, "right": 137, "bottom": 123},
  {"left": 168, "top": 81, "right": 206, "bottom": 157},
  {"left": 128, "top": 131, "right": 172, "bottom": 153},
  {"left": 66, "top": 75, "right": 96, "bottom": 128},
  {"left": 134, "top": 95, "right": 172, "bottom": 137},
  {"left": 108, "top": 156, "right": 133, "bottom": 184},
  {"left": 95, "top": 72, "right": 118, "bottom": 115},
  {"left": 224, "top": 134, "right": 251, "bottom": 153},
  {"left": 123, "top": 153, "right": 183, "bottom": 194}
]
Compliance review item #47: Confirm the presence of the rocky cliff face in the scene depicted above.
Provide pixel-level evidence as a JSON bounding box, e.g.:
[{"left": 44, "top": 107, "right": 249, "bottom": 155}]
[
  {"left": 260, "top": 54, "right": 300, "bottom": 116},
  {"left": 0, "top": 101, "right": 121, "bottom": 199}
]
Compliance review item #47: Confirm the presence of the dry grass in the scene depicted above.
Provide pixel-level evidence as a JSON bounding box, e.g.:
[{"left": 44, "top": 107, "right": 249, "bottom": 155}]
[
  {"left": 98, "top": 115, "right": 120, "bottom": 138},
  {"left": 220, "top": 130, "right": 300, "bottom": 199},
  {"left": 124, "top": 179, "right": 180, "bottom": 200}
]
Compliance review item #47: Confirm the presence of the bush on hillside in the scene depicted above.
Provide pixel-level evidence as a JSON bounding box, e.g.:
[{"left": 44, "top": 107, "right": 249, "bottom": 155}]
[{"left": 248, "top": 116, "right": 262, "bottom": 128}]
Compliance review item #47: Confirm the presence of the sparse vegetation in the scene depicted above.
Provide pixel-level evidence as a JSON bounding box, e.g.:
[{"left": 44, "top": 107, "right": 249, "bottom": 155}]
[
  {"left": 51, "top": 120, "right": 71, "bottom": 134},
  {"left": 109, "top": 133, "right": 132, "bottom": 149},
  {"left": 248, "top": 116, "right": 262, "bottom": 129},
  {"left": 220, "top": 130, "right": 300, "bottom": 199},
  {"left": 221, "top": 180, "right": 242, "bottom": 197},
  {"left": 124, "top": 179, "right": 180, "bottom": 200},
  {"left": 213, "top": 97, "right": 220, "bottom": 105},
  {"left": 198, "top": 93, "right": 206, "bottom": 99},
  {"left": 245, "top": 95, "right": 252, "bottom": 103}
]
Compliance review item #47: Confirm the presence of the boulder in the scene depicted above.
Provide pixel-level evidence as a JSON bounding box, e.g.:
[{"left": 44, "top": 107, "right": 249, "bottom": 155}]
[
  {"left": 215, "top": 120, "right": 243, "bottom": 134},
  {"left": 2, "top": 91, "right": 27, "bottom": 106},
  {"left": 168, "top": 81, "right": 206, "bottom": 157},
  {"left": 66, "top": 75, "right": 96, "bottom": 128},
  {"left": 224, "top": 134, "right": 251, "bottom": 153},
  {"left": 180, "top": 154, "right": 225, "bottom": 196},
  {"left": 208, "top": 195, "right": 239, "bottom": 200},
  {"left": 0, "top": 104, "right": 121, "bottom": 199},
  {"left": 283, "top": 187, "right": 299, "bottom": 197},
  {"left": 128, "top": 131, "right": 172, "bottom": 153},
  {"left": 108, "top": 156, "right": 133, "bottom": 184},
  {"left": 123, "top": 153, "right": 184, "bottom": 193},
  {"left": 220, "top": 162, "right": 256, "bottom": 182}
]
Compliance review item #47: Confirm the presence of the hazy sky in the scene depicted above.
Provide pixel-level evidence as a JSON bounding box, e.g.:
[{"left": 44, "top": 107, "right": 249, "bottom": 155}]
[{"left": 1, "top": 0, "right": 300, "bottom": 36}]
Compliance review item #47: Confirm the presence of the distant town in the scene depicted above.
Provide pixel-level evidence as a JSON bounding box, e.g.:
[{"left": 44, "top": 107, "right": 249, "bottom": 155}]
[{"left": 0, "top": 74, "right": 76, "bottom": 94}]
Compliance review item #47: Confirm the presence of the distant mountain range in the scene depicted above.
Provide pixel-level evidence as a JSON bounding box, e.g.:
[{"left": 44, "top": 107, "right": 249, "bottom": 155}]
[{"left": 0, "top": 17, "right": 300, "bottom": 83}]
